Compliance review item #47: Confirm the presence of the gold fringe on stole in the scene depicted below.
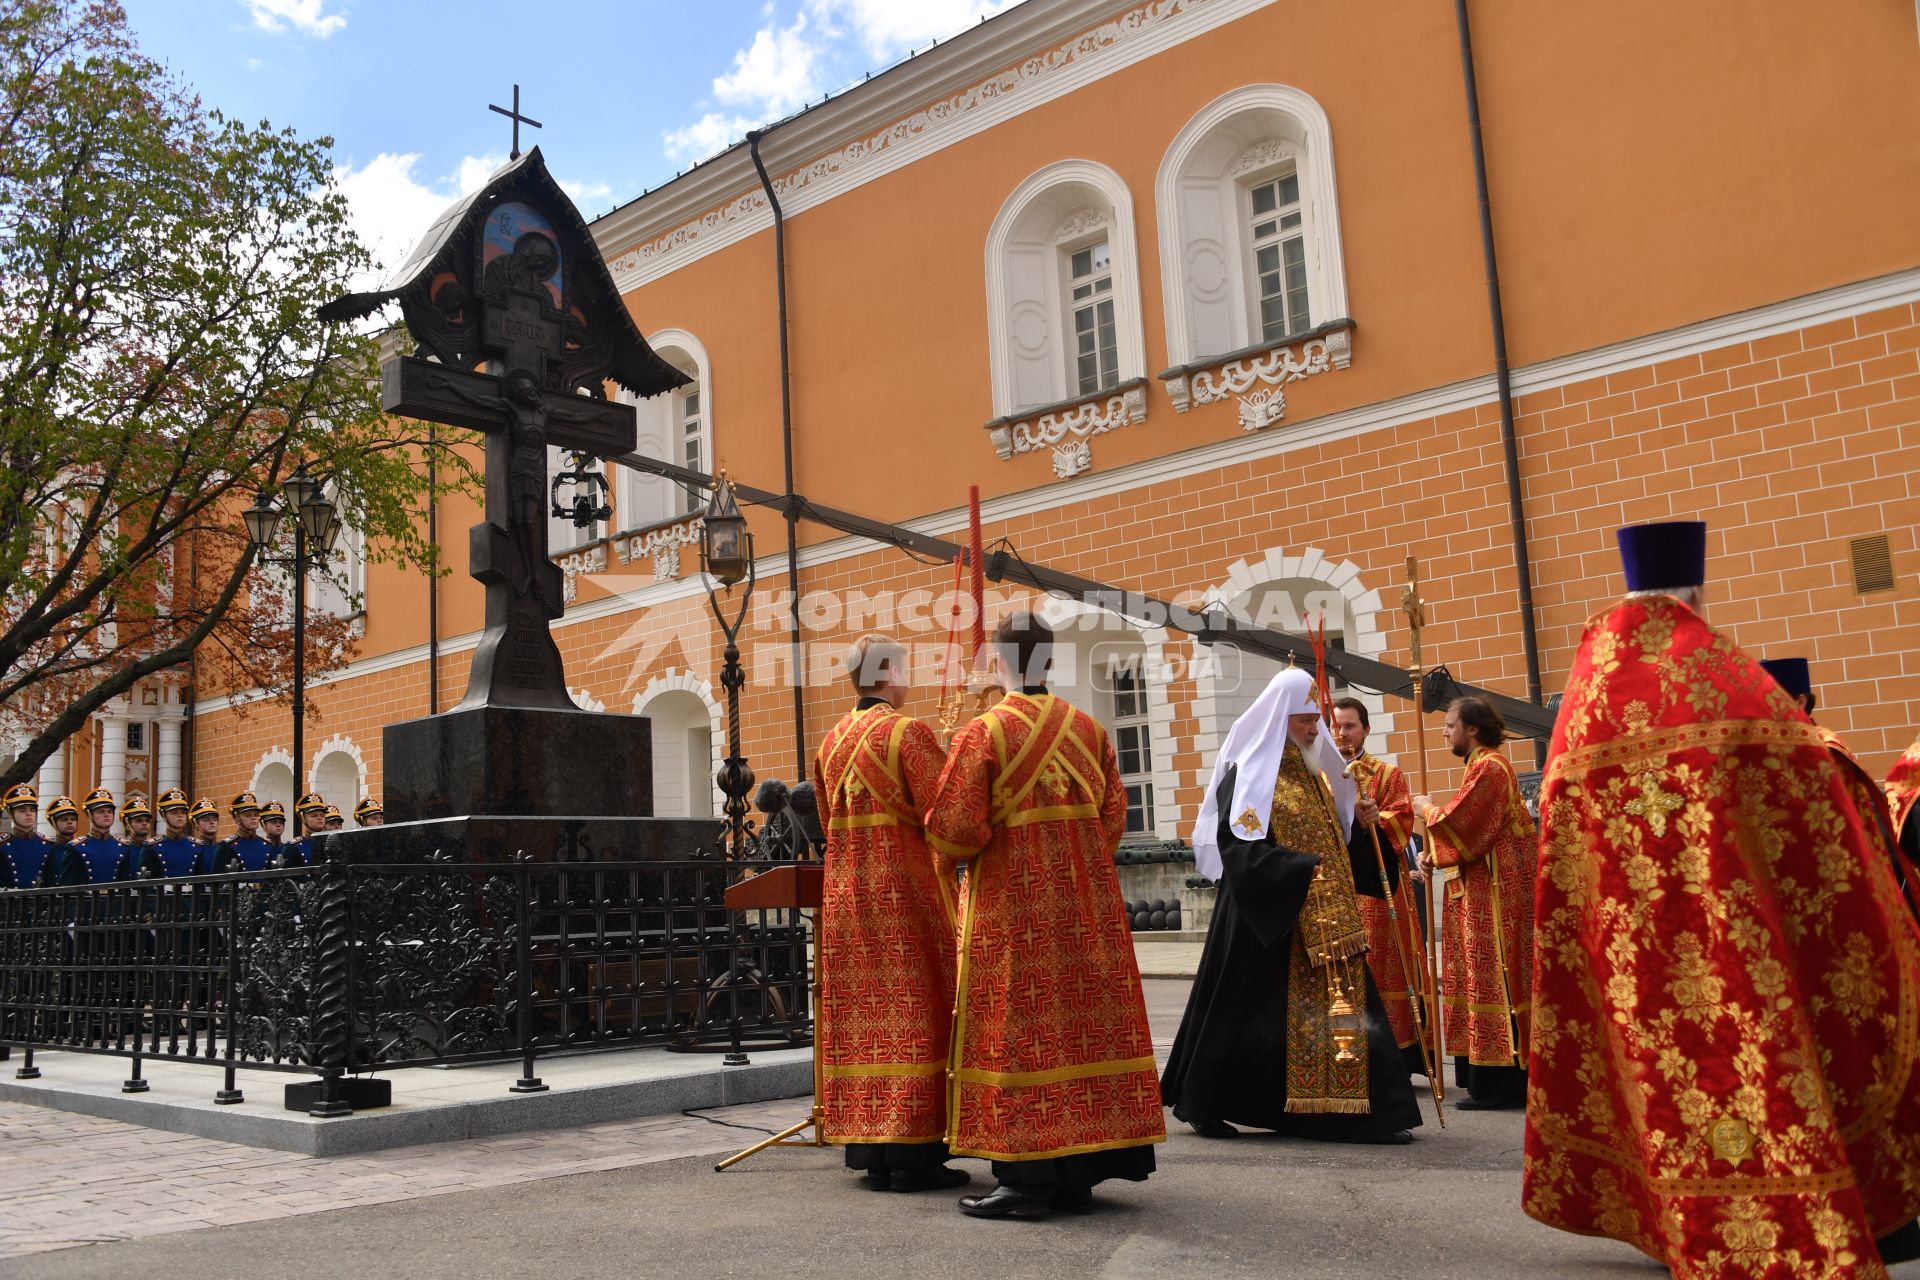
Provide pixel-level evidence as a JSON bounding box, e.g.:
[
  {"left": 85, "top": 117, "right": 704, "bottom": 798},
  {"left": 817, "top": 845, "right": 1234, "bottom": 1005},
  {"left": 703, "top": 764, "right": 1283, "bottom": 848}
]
[
  {"left": 1309, "top": 929, "right": 1370, "bottom": 966},
  {"left": 1284, "top": 1097, "right": 1374, "bottom": 1115}
]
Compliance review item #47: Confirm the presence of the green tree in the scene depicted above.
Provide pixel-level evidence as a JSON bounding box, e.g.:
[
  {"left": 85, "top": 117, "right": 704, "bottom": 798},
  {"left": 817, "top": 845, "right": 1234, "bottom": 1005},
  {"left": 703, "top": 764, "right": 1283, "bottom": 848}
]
[{"left": 0, "top": 0, "right": 464, "bottom": 790}]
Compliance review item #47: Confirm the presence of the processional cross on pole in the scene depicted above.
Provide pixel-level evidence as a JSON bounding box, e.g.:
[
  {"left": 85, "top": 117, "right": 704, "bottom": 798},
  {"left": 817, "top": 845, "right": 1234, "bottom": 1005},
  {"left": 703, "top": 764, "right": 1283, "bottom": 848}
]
[{"left": 321, "top": 144, "right": 688, "bottom": 713}]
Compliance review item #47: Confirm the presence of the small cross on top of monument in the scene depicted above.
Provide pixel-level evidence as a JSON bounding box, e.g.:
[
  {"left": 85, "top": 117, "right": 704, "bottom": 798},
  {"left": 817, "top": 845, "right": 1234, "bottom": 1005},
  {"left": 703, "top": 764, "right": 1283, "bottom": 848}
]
[
  {"left": 488, "top": 84, "right": 542, "bottom": 161},
  {"left": 318, "top": 148, "right": 686, "bottom": 712}
]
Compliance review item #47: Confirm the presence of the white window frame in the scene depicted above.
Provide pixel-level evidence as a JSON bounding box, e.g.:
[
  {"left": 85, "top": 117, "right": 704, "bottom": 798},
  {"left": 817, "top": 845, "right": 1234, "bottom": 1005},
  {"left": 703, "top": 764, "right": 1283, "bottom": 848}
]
[
  {"left": 985, "top": 159, "right": 1146, "bottom": 419},
  {"left": 617, "top": 329, "right": 710, "bottom": 532},
  {"left": 1245, "top": 168, "right": 1311, "bottom": 343},
  {"left": 1156, "top": 84, "right": 1348, "bottom": 370},
  {"left": 1104, "top": 654, "right": 1156, "bottom": 838},
  {"left": 1064, "top": 237, "right": 1119, "bottom": 398}
]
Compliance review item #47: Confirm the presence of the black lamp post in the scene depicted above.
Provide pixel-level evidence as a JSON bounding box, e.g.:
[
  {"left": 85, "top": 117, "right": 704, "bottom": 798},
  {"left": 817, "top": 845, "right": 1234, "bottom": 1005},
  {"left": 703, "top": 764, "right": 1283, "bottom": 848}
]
[
  {"left": 699, "top": 473, "right": 756, "bottom": 859},
  {"left": 243, "top": 464, "right": 342, "bottom": 794}
]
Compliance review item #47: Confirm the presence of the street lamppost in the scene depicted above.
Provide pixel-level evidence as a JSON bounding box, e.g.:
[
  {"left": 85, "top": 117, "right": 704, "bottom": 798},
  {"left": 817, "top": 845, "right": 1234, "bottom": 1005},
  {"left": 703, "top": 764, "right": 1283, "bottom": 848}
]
[
  {"left": 243, "top": 463, "right": 342, "bottom": 795},
  {"left": 699, "top": 472, "right": 755, "bottom": 859}
]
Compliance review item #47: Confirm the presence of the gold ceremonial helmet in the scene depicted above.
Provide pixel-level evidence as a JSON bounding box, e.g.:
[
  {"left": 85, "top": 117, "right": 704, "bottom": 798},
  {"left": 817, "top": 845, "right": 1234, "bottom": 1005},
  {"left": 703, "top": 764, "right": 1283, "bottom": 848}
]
[
  {"left": 353, "top": 797, "right": 383, "bottom": 821},
  {"left": 261, "top": 801, "right": 287, "bottom": 820},
  {"left": 45, "top": 795, "right": 80, "bottom": 820},
  {"left": 189, "top": 797, "right": 220, "bottom": 822},
  {"left": 295, "top": 792, "right": 328, "bottom": 816},
  {"left": 82, "top": 787, "right": 115, "bottom": 812},
  {"left": 119, "top": 793, "right": 154, "bottom": 821},
  {"left": 228, "top": 791, "right": 261, "bottom": 816},
  {"left": 2, "top": 782, "right": 38, "bottom": 810},
  {"left": 157, "top": 787, "right": 190, "bottom": 812}
]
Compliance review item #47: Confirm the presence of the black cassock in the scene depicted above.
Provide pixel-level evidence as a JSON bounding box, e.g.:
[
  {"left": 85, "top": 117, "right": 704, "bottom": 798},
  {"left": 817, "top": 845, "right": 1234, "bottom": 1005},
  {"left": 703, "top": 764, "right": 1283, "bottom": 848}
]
[{"left": 1160, "top": 766, "right": 1423, "bottom": 1140}]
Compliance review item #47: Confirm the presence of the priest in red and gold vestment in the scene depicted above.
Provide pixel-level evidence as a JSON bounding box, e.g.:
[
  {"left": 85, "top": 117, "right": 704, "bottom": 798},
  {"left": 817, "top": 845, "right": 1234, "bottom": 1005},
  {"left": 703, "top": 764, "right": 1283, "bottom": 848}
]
[
  {"left": 924, "top": 613, "right": 1163, "bottom": 1220},
  {"left": 812, "top": 634, "right": 964, "bottom": 1193},
  {"left": 1890, "top": 733, "right": 1920, "bottom": 873},
  {"left": 1527, "top": 521, "right": 1920, "bottom": 1277},
  {"left": 1414, "top": 697, "right": 1535, "bottom": 1110},
  {"left": 1762, "top": 656, "right": 1919, "bottom": 921},
  {"left": 1331, "top": 696, "right": 1427, "bottom": 1077}
]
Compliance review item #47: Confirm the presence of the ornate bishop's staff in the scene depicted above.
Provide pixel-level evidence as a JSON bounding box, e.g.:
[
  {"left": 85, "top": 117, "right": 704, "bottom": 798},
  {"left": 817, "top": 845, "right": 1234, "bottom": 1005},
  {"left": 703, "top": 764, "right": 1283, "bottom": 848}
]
[{"left": 1403, "top": 556, "right": 1448, "bottom": 1116}]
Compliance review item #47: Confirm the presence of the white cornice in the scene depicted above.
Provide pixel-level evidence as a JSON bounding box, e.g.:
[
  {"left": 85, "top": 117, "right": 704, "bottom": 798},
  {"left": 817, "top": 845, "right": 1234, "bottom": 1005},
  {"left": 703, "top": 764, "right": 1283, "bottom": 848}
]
[
  {"left": 593, "top": 0, "right": 1276, "bottom": 292},
  {"left": 194, "top": 266, "right": 1920, "bottom": 719}
]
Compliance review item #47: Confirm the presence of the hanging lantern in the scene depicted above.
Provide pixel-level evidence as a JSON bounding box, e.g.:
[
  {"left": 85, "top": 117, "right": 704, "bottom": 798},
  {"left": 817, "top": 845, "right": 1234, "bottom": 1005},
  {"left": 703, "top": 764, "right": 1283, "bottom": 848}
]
[{"left": 700, "top": 471, "right": 752, "bottom": 588}]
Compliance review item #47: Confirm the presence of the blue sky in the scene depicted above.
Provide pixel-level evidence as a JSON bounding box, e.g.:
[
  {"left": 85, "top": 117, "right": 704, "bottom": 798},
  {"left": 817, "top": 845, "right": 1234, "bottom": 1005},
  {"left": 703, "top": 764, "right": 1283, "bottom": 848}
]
[{"left": 122, "top": 0, "right": 1013, "bottom": 272}]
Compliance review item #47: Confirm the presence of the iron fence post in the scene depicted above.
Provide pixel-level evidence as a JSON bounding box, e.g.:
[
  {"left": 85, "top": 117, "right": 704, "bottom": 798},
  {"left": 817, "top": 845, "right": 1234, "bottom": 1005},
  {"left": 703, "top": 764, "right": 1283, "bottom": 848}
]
[
  {"left": 215, "top": 879, "right": 244, "bottom": 1104},
  {"left": 511, "top": 858, "right": 546, "bottom": 1093},
  {"left": 307, "top": 859, "right": 353, "bottom": 1118}
]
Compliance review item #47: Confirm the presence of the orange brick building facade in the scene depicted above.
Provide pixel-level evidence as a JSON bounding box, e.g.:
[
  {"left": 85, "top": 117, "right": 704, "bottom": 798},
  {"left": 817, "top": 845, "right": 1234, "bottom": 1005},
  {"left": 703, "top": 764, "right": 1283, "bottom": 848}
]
[{"left": 154, "top": 0, "right": 1917, "bottom": 836}]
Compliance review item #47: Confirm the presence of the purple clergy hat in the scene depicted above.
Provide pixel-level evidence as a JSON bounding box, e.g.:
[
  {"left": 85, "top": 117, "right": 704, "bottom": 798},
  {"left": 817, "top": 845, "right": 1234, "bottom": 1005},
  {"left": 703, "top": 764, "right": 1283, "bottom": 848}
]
[
  {"left": 1615, "top": 521, "right": 1707, "bottom": 592},
  {"left": 1759, "top": 657, "right": 1812, "bottom": 702}
]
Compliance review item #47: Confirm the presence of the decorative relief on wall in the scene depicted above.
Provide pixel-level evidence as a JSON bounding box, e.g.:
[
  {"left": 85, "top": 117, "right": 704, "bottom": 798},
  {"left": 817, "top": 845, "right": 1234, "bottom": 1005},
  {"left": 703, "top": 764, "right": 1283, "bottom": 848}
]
[
  {"left": 988, "top": 382, "right": 1148, "bottom": 477},
  {"left": 1227, "top": 138, "right": 1295, "bottom": 177},
  {"left": 1164, "top": 326, "right": 1352, "bottom": 430},
  {"left": 555, "top": 544, "right": 608, "bottom": 605},
  {"left": 1051, "top": 207, "right": 1109, "bottom": 243},
  {"left": 616, "top": 518, "right": 703, "bottom": 579},
  {"left": 605, "top": 0, "right": 1216, "bottom": 286}
]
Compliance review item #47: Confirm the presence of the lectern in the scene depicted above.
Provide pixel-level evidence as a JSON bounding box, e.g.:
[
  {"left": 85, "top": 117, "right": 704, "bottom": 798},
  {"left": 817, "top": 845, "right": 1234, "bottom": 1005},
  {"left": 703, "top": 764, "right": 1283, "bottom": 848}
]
[{"left": 714, "top": 863, "right": 825, "bottom": 1172}]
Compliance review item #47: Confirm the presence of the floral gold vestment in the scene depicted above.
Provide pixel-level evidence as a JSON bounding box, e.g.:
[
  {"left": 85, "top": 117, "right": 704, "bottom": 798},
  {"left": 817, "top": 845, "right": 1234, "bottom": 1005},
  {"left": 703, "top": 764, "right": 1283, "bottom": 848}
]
[
  {"left": 1424, "top": 746, "right": 1535, "bottom": 1067},
  {"left": 1267, "top": 742, "right": 1373, "bottom": 1113},
  {"left": 1349, "top": 753, "right": 1422, "bottom": 1051},
  {"left": 1525, "top": 595, "right": 1920, "bottom": 1280},
  {"left": 924, "top": 692, "right": 1166, "bottom": 1162},
  {"left": 813, "top": 705, "right": 956, "bottom": 1146}
]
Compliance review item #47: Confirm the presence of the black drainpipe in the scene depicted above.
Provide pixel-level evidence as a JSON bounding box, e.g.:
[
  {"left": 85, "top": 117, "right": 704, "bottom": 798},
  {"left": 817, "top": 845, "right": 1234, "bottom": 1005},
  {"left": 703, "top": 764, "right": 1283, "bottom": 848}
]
[
  {"left": 427, "top": 424, "right": 440, "bottom": 715},
  {"left": 1454, "top": 0, "right": 1545, "bottom": 760},
  {"left": 747, "top": 128, "right": 810, "bottom": 780}
]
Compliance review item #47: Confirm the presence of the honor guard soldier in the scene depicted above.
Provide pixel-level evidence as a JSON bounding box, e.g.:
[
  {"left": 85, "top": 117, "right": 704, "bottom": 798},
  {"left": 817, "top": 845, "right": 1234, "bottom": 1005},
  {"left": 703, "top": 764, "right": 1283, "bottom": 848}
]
[
  {"left": 209, "top": 792, "right": 275, "bottom": 874},
  {"left": 353, "top": 797, "right": 384, "bottom": 827},
  {"left": 149, "top": 789, "right": 202, "bottom": 878},
  {"left": 38, "top": 794, "right": 81, "bottom": 885},
  {"left": 119, "top": 794, "right": 157, "bottom": 876},
  {"left": 260, "top": 800, "right": 290, "bottom": 865},
  {"left": 323, "top": 803, "right": 344, "bottom": 832},
  {"left": 54, "top": 788, "right": 133, "bottom": 883},
  {"left": 289, "top": 792, "right": 328, "bottom": 865},
  {"left": 3, "top": 783, "right": 52, "bottom": 890},
  {"left": 189, "top": 797, "right": 221, "bottom": 867}
]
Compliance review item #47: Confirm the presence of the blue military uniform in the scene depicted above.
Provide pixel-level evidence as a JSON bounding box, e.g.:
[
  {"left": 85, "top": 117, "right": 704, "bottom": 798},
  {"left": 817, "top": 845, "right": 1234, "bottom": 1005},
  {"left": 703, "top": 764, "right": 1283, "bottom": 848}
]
[
  {"left": 144, "top": 788, "right": 202, "bottom": 878},
  {"left": 3, "top": 781, "right": 52, "bottom": 889}
]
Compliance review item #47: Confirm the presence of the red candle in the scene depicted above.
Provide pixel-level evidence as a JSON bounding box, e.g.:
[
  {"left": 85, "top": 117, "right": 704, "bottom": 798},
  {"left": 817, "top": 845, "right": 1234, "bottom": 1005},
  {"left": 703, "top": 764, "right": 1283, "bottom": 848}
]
[{"left": 968, "top": 485, "right": 986, "bottom": 666}]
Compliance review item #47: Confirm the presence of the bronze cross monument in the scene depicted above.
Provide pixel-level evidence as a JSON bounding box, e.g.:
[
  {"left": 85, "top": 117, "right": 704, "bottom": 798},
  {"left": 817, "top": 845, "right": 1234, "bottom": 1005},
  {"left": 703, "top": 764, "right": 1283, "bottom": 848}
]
[{"left": 322, "top": 148, "right": 688, "bottom": 714}]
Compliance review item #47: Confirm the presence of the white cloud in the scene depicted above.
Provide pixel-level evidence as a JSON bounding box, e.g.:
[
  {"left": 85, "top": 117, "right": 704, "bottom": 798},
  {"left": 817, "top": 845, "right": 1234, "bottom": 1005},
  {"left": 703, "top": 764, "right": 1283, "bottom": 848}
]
[
  {"left": 561, "top": 179, "right": 614, "bottom": 205},
  {"left": 712, "top": 13, "right": 825, "bottom": 117},
  {"left": 661, "top": 112, "right": 760, "bottom": 165},
  {"left": 332, "top": 153, "right": 475, "bottom": 284},
  {"left": 245, "top": 0, "right": 347, "bottom": 39},
  {"left": 807, "top": 0, "right": 1016, "bottom": 61}
]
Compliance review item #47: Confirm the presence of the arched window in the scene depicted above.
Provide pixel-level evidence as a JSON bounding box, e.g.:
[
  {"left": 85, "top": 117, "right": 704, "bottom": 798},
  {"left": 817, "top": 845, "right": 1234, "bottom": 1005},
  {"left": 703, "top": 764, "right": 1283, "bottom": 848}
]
[
  {"left": 636, "top": 684, "right": 719, "bottom": 819},
  {"left": 985, "top": 160, "right": 1147, "bottom": 420},
  {"left": 617, "top": 330, "right": 709, "bottom": 532},
  {"left": 1156, "top": 85, "right": 1349, "bottom": 372}
]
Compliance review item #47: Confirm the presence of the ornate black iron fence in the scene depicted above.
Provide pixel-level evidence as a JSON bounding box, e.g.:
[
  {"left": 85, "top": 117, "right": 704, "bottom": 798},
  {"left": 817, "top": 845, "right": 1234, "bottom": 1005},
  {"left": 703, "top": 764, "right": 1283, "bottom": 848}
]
[{"left": 0, "top": 858, "right": 811, "bottom": 1115}]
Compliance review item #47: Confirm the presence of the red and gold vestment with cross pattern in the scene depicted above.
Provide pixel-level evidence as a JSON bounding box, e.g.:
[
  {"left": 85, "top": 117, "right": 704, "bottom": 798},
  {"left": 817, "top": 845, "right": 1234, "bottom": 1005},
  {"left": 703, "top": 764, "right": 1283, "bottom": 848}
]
[
  {"left": 923, "top": 691, "right": 1166, "bottom": 1163},
  {"left": 812, "top": 704, "right": 956, "bottom": 1147},
  {"left": 1422, "top": 745, "right": 1536, "bottom": 1068},
  {"left": 1890, "top": 733, "right": 1920, "bottom": 844},
  {"left": 1349, "top": 752, "right": 1421, "bottom": 1050},
  {"left": 1526, "top": 594, "right": 1920, "bottom": 1280}
]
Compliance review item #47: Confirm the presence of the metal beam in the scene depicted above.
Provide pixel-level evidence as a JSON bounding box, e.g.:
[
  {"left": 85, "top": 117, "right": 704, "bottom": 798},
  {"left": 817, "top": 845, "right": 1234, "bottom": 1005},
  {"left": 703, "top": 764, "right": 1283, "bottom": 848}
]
[{"left": 617, "top": 452, "right": 1556, "bottom": 742}]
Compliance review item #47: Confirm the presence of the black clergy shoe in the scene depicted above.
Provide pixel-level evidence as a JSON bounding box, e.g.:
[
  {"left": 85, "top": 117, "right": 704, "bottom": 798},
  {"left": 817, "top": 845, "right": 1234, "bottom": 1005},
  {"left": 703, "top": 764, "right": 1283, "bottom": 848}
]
[
  {"left": 891, "top": 1166, "right": 971, "bottom": 1192},
  {"left": 1049, "top": 1187, "right": 1095, "bottom": 1214},
  {"left": 1455, "top": 1096, "right": 1520, "bottom": 1111},
  {"left": 861, "top": 1168, "right": 892, "bottom": 1191},
  {"left": 1186, "top": 1117, "right": 1240, "bottom": 1138},
  {"left": 958, "top": 1184, "right": 1052, "bottom": 1219}
]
